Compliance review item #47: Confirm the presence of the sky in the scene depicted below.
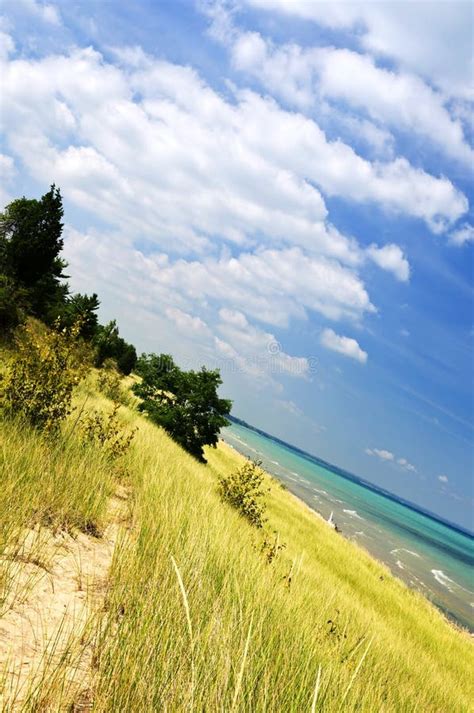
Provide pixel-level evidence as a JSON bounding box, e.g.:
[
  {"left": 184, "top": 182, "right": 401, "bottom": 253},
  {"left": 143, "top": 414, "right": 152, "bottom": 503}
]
[{"left": 0, "top": 0, "right": 473, "bottom": 530}]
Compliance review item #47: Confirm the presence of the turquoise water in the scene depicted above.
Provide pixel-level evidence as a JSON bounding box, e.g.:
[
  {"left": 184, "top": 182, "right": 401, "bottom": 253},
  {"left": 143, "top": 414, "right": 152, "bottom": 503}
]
[{"left": 222, "top": 421, "right": 474, "bottom": 631}]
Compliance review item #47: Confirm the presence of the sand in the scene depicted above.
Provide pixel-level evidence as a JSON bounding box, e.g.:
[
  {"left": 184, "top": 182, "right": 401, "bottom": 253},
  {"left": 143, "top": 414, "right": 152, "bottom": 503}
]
[{"left": 0, "top": 487, "right": 129, "bottom": 710}]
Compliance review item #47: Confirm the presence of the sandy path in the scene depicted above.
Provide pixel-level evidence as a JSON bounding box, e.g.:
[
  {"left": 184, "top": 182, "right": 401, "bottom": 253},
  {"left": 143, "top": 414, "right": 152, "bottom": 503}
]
[{"left": 0, "top": 490, "right": 128, "bottom": 711}]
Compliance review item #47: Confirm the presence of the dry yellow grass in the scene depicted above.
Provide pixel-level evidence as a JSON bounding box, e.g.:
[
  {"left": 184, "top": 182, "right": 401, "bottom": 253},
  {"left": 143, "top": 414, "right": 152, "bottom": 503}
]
[{"left": 0, "top": 375, "right": 472, "bottom": 711}]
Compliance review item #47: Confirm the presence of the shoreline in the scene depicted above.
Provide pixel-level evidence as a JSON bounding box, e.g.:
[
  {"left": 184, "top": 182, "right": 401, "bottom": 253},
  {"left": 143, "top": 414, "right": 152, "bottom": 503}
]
[{"left": 217, "top": 437, "right": 473, "bottom": 637}]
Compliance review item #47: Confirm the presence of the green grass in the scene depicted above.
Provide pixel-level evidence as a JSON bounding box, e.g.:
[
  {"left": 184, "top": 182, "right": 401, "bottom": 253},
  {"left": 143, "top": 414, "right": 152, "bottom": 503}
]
[{"left": 0, "top": 377, "right": 473, "bottom": 711}]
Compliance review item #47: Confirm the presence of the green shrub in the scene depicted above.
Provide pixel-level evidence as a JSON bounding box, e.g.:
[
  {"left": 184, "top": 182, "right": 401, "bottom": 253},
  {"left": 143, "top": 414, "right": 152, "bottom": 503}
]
[
  {"left": 97, "top": 361, "right": 130, "bottom": 405},
  {"left": 0, "top": 319, "right": 87, "bottom": 433},
  {"left": 218, "top": 459, "right": 268, "bottom": 528},
  {"left": 0, "top": 274, "right": 28, "bottom": 337},
  {"left": 79, "top": 403, "right": 136, "bottom": 461}
]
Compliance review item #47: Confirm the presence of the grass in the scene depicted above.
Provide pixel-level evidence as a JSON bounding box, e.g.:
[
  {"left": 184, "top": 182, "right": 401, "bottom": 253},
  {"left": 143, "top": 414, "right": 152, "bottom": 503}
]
[{"left": 0, "top": 372, "right": 473, "bottom": 711}]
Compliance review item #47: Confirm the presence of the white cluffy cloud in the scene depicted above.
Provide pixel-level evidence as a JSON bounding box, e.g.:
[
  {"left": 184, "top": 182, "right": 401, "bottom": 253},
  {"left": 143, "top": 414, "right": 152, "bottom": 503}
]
[
  {"left": 0, "top": 41, "right": 466, "bottom": 252},
  {"left": 216, "top": 308, "right": 309, "bottom": 380},
  {"left": 366, "top": 243, "right": 410, "bottom": 282},
  {"left": 0, "top": 33, "right": 464, "bottom": 391},
  {"left": 438, "top": 474, "right": 449, "bottom": 484},
  {"left": 320, "top": 328, "right": 367, "bottom": 364},
  {"left": 228, "top": 30, "right": 473, "bottom": 167},
  {"left": 365, "top": 448, "right": 394, "bottom": 461},
  {"left": 14, "top": 0, "right": 61, "bottom": 25},
  {"left": 449, "top": 224, "right": 474, "bottom": 247},
  {"left": 397, "top": 457, "right": 417, "bottom": 473},
  {"left": 244, "top": 0, "right": 473, "bottom": 100},
  {"left": 366, "top": 448, "right": 417, "bottom": 472},
  {"left": 165, "top": 307, "right": 210, "bottom": 336}
]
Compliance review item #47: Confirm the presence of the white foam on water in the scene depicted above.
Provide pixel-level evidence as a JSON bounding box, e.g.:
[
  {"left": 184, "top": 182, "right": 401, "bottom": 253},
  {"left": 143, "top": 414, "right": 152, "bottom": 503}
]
[
  {"left": 430, "top": 570, "right": 474, "bottom": 596},
  {"left": 431, "top": 570, "right": 456, "bottom": 592},
  {"left": 343, "top": 509, "right": 365, "bottom": 521},
  {"left": 396, "top": 560, "right": 405, "bottom": 570},
  {"left": 270, "top": 460, "right": 279, "bottom": 465},
  {"left": 391, "top": 548, "right": 421, "bottom": 558},
  {"left": 314, "top": 488, "right": 328, "bottom": 495}
]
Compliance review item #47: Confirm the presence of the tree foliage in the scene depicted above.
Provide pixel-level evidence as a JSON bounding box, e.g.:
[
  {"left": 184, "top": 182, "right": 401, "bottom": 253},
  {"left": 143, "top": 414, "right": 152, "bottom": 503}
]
[
  {"left": 133, "top": 353, "right": 232, "bottom": 461},
  {"left": 60, "top": 292, "right": 100, "bottom": 340},
  {"left": 0, "top": 275, "right": 28, "bottom": 335},
  {"left": 0, "top": 185, "right": 68, "bottom": 321},
  {"left": 94, "top": 320, "right": 137, "bottom": 375},
  {"left": 0, "top": 319, "right": 88, "bottom": 433}
]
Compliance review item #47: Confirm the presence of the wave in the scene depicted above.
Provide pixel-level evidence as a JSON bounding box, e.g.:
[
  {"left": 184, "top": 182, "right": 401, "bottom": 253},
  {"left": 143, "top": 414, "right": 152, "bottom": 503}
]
[
  {"left": 431, "top": 570, "right": 457, "bottom": 591},
  {"left": 343, "top": 509, "right": 365, "bottom": 521},
  {"left": 391, "top": 548, "right": 421, "bottom": 558}
]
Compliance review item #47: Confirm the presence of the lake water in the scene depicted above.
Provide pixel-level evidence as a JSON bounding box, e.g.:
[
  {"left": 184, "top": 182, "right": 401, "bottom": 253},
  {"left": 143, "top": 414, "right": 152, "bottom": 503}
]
[{"left": 222, "top": 421, "right": 474, "bottom": 631}]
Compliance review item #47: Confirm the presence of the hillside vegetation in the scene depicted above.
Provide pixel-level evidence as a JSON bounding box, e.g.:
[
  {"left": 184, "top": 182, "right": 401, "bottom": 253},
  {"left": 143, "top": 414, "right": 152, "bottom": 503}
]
[{"left": 0, "top": 368, "right": 472, "bottom": 711}]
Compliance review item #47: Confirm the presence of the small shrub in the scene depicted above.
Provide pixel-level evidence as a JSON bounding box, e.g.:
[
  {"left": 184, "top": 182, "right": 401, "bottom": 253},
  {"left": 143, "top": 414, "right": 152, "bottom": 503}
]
[
  {"left": 260, "top": 530, "right": 286, "bottom": 564},
  {"left": 0, "top": 319, "right": 86, "bottom": 433},
  {"left": 97, "top": 361, "right": 130, "bottom": 405},
  {"left": 79, "top": 403, "right": 136, "bottom": 460},
  {"left": 218, "top": 459, "right": 268, "bottom": 528}
]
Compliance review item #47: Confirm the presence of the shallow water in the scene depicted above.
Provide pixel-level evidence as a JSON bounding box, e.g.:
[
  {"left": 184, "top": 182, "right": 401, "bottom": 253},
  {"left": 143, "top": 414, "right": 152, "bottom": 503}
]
[{"left": 222, "top": 422, "right": 474, "bottom": 631}]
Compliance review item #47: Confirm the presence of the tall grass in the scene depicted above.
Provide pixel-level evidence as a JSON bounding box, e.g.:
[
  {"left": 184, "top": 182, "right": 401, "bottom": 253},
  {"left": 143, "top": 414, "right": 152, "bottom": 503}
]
[
  {"left": 0, "top": 377, "right": 472, "bottom": 711},
  {"left": 90, "top": 414, "right": 473, "bottom": 712},
  {"left": 0, "top": 414, "right": 114, "bottom": 619}
]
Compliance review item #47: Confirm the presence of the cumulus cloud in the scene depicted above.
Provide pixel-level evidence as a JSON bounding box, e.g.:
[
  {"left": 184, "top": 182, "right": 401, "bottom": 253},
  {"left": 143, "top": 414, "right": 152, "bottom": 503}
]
[
  {"left": 0, "top": 30, "right": 15, "bottom": 61},
  {"left": 438, "top": 474, "right": 449, "bottom": 483},
  {"left": 14, "top": 0, "right": 61, "bottom": 26},
  {"left": 244, "top": 0, "right": 473, "bottom": 100},
  {"left": 159, "top": 248, "right": 375, "bottom": 326},
  {"left": 449, "top": 223, "right": 474, "bottom": 246},
  {"left": 366, "top": 448, "right": 417, "bottom": 471},
  {"left": 217, "top": 308, "right": 310, "bottom": 379},
  {"left": 0, "top": 42, "right": 466, "bottom": 254},
  {"left": 366, "top": 243, "right": 410, "bottom": 282},
  {"left": 320, "top": 328, "right": 367, "bottom": 364},
  {"left": 165, "top": 307, "right": 210, "bottom": 336},
  {"left": 226, "top": 29, "right": 473, "bottom": 166},
  {"left": 397, "top": 457, "right": 417, "bottom": 473},
  {"left": 373, "top": 448, "right": 394, "bottom": 461},
  {"left": 0, "top": 31, "right": 464, "bottom": 397}
]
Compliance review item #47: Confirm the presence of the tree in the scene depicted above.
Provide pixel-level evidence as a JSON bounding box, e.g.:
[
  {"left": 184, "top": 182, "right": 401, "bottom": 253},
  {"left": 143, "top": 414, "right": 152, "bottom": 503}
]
[
  {"left": 0, "top": 275, "right": 29, "bottom": 337},
  {"left": 133, "top": 354, "right": 232, "bottom": 462},
  {"left": 60, "top": 293, "right": 100, "bottom": 340},
  {"left": 94, "top": 320, "right": 137, "bottom": 375},
  {"left": 0, "top": 185, "right": 67, "bottom": 319}
]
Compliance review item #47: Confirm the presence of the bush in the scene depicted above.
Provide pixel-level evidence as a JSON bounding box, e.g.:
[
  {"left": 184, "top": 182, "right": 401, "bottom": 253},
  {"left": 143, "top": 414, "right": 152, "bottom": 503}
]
[
  {"left": 218, "top": 459, "right": 268, "bottom": 528},
  {"left": 0, "top": 319, "right": 87, "bottom": 433},
  {"left": 97, "top": 361, "right": 130, "bottom": 405},
  {"left": 0, "top": 274, "right": 28, "bottom": 337},
  {"left": 78, "top": 403, "right": 136, "bottom": 461}
]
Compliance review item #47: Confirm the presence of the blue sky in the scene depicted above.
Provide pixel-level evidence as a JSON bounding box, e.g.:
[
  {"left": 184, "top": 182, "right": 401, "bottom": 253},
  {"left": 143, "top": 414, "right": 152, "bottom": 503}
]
[{"left": 0, "top": 0, "right": 472, "bottom": 529}]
